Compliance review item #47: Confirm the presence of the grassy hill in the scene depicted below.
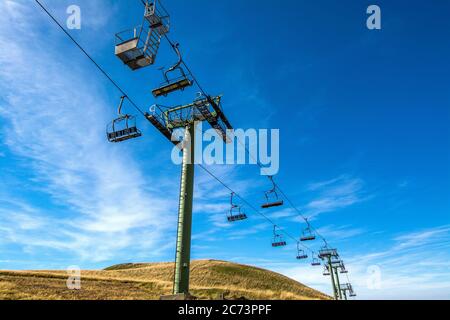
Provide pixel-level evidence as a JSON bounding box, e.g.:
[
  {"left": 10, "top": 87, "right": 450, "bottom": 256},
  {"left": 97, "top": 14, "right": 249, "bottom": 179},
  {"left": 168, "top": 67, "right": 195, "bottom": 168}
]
[{"left": 0, "top": 260, "right": 329, "bottom": 300}]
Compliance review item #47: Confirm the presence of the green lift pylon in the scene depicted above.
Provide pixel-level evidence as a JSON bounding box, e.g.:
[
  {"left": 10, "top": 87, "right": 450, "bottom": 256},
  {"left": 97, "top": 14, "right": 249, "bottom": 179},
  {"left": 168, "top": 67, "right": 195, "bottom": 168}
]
[
  {"left": 146, "top": 94, "right": 233, "bottom": 299},
  {"left": 328, "top": 256, "right": 339, "bottom": 300},
  {"left": 173, "top": 123, "right": 195, "bottom": 295},
  {"left": 333, "top": 263, "right": 342, "bottom": 300},
  {"left": 319, "top": 247, "right": 340, "bottom": 300}
]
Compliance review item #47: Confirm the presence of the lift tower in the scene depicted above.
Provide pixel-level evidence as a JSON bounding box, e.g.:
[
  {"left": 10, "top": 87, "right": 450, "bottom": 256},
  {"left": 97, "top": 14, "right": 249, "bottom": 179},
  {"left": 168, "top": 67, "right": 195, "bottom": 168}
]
[
  {"left": 319, "top": 247, "right": 340, "bottom": 300},
  {"left": 146, "top": 94, "right": 232, "bottom": 297}
]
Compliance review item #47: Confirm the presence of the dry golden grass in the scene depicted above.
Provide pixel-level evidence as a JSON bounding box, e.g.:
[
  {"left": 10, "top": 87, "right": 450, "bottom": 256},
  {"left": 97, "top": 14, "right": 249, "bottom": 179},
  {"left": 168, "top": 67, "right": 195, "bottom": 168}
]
[{"left": 0, "top": 260, "right": 330, "bottom": 300}]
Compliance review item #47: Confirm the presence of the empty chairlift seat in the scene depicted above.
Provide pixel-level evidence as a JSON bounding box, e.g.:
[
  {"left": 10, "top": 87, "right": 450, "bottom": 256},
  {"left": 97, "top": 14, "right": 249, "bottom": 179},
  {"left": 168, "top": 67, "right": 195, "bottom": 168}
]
[
  {"left": 227, "top": 192, "right": 247, "bottom": 222},
  {"left": 261, "top": 176, "right": 284, "bottom": 209},
  {"left": 115, "top": 1, "right": 169, "bottom": 71},
  {"left": 296, "top": 245, "right": 308, "bottom": 260},
  {"left": 152, "top": 43, "right": 193, "bottom": 98},
  {"left": 338, "top": 261, "right": 348, "bottom": 274},
  {"left": 144, "top": 0, "right": 170, "bottom": 35},
  {"left": 311, "top": 257, "right": 321, "bottom": 266},
  {"left": 152, "top": 77, "right": 193, "bottom": 98},
  {"left": 261, "top": 200, "right": 284, "bottom": 209},
  {"left": 107, "top": 96, "right": 142, "bottom": 143},
  {"left": 323, "top": 265, "right": 331, "bottom": 276},
  {"left": 272, "top": 238, "right": 287, "bottom": 247},
  {"left": 115, "top": 27, "right": 161, "bottom": 70},
  {"left": 228, "top": 212, "right": 247, "bottom": 222},
  {"left": 107, "top": 118, "right": 142, "bottom": 143},
  {"left": 272, "top": 226, "right": 287, "bottom": 247},
  {"left": 300, "top": 219, "right": 316, "bottom": 242}
]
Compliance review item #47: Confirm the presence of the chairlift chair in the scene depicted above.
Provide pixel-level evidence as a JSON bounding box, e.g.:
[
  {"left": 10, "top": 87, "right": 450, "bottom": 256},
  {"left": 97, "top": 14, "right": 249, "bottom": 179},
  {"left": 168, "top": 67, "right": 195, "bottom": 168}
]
[
  {"left": 300, "top": 218, "right": 316, "bottom": 242},
  {"left": 115, "top": 1, "right": 168, "bottom": 71},
  {"left": 311, "top": 253, "right": 321, "bottom": 266},
  {"left": 323, "top": 265, "right": 331, "bottom": 276},
  {"left": 339, "top": 261, "right": 348, "bottom": 274},
  {"left": 115, "top": 25, "right": 162, "bottom": 71},
  {"left": 272, "top": 226, "right": 287, "bottom": 247},
  {"left": 348, "top": 284, "right": 356, "bottom": 297},
  {"left": 296, "top": 243, "right": 308, "bottom": 260},
  {"left": 227, "top": 192, "right": 247, "bottom": 222},
  {"left": 152, "top": 43, "right": 193, "bottom": 97},
  {"left": 331, "top": 259, "right": 342, "bottom": 265},
  {"left": 107, "top": 96, "right": 142, "bottom": 143},
  {"left": 144, "top": 0, "right": 170, "bottom": 35},
  {"left": 261, "top": 176, "right": 284, "bottom": 209},
  {"left": 311, "top": 257, "right": 321, "bottom": 266}
]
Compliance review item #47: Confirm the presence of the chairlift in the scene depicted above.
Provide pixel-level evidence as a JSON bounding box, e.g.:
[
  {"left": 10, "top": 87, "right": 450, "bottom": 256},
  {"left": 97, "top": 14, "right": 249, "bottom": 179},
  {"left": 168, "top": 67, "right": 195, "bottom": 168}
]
[
  {"left": 323, "top": 265, "right": 330, "bottom": 276},
  {"left": 115, "top": 26, "right": 162, "bottom": 71},
  {"left": 296, "top": 243, "right": 308, "bottom": 260},
  {"left": 349, "top": 284, "right": 356, "bottom": 297},
  {"left": 261, "top": 176, "right": 284, "bottom": 209},
  {"left": 115, "top": 1, "right": 169, "bottom": 71},
  {"left": 152, "top": 43, "right": 193, "bottom": 98},
  {"left": 339, "top": 261, "right": 348, "bottom": 274},
  {"left": 272, "top": 226, "right": 287, "bottom": 247},
  {"left": 311, "top": 253, "right": 321, "bottom": 266},
  {"left": 107, "top": 96, "right": 142, "bottom": 143},
  {"left": 227, "top": 192, "right": 247, "bottom": 222},
  {"left": 311, "top": 258, "right": 321, "bottom": 266},
  {"left": 144, "top": 0, "right": 170, "bottom": 35},
  {"left": 300, "top": 218, "right": 316, "bottom": 242}
]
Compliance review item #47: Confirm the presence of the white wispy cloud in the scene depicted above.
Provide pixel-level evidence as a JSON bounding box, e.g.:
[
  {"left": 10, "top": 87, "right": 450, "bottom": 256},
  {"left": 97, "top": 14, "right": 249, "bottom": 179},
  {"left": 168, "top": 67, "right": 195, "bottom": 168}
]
[
  {"left": 393, "top": 225, "right": 450, "bottom": 251},
  {"left": 315, "top": 224, "right": 366, "bottom": 242},
  {"left": 227, "top": 222, "right": 269, "bottom": 240},
  {"left": 303, "top": 175, "right": 370, "bottom": 217},
  {"left": 0, "top": 1, "right": 176, "bottom": 264}
]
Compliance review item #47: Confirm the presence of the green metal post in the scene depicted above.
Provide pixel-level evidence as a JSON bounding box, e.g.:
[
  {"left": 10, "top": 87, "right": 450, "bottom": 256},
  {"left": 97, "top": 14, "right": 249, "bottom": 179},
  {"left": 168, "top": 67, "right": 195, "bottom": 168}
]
[
  {"left": 328, "top": 256, "right": 338, "bottom": 300},
  {"left": 334, "top": 266, "right": 342, "bottom": 300},
  {"left": 173, "top": 124, "right": 195, "bottom": 295}
]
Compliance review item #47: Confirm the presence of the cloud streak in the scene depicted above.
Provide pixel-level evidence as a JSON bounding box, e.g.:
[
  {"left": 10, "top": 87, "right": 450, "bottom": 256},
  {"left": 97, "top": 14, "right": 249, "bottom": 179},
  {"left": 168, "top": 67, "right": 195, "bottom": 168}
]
[
  {"left": 303, "top": 175, "right": 369, "bottom": 218},
  {"left": 0, "top": 1, "right": 175, "bottom": 265}
]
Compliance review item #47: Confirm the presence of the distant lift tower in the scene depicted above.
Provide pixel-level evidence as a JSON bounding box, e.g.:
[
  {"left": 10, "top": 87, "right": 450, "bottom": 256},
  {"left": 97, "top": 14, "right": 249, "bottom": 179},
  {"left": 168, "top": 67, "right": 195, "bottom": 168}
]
[
  {"left": 319, "top": 247, "right": 340, "bottom": 300},
  {"left": 145, "top": 93, "right": 233, "bottom": 297}
]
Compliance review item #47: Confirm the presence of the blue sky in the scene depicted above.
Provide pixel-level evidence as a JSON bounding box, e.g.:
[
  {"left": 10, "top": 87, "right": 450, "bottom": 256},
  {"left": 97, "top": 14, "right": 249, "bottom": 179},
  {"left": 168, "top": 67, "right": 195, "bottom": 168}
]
[{"left": 0, "top": 0, "right": 449, "bottom": 299}]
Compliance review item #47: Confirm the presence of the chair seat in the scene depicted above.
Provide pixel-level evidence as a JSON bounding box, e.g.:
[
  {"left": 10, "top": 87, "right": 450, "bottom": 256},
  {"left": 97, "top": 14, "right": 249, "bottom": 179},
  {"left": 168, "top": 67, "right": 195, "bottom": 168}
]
[
  {"left": 152, "top": 78, "right": 193, "bottom": 97},
  {"left": 272, "top": 241, "right": 287, "bottom": 247},
  {"left": 300, "top": 235, "right": 316, "bottom": 241},
  {"left": 227, "top": 214, "right": 247, "bottom": 222},
  {"left": 261, "top": 200, "right": 284, "bottom": 209},
  {"left": 108, "top": 127, "right": 142, "bottom": 143}
]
